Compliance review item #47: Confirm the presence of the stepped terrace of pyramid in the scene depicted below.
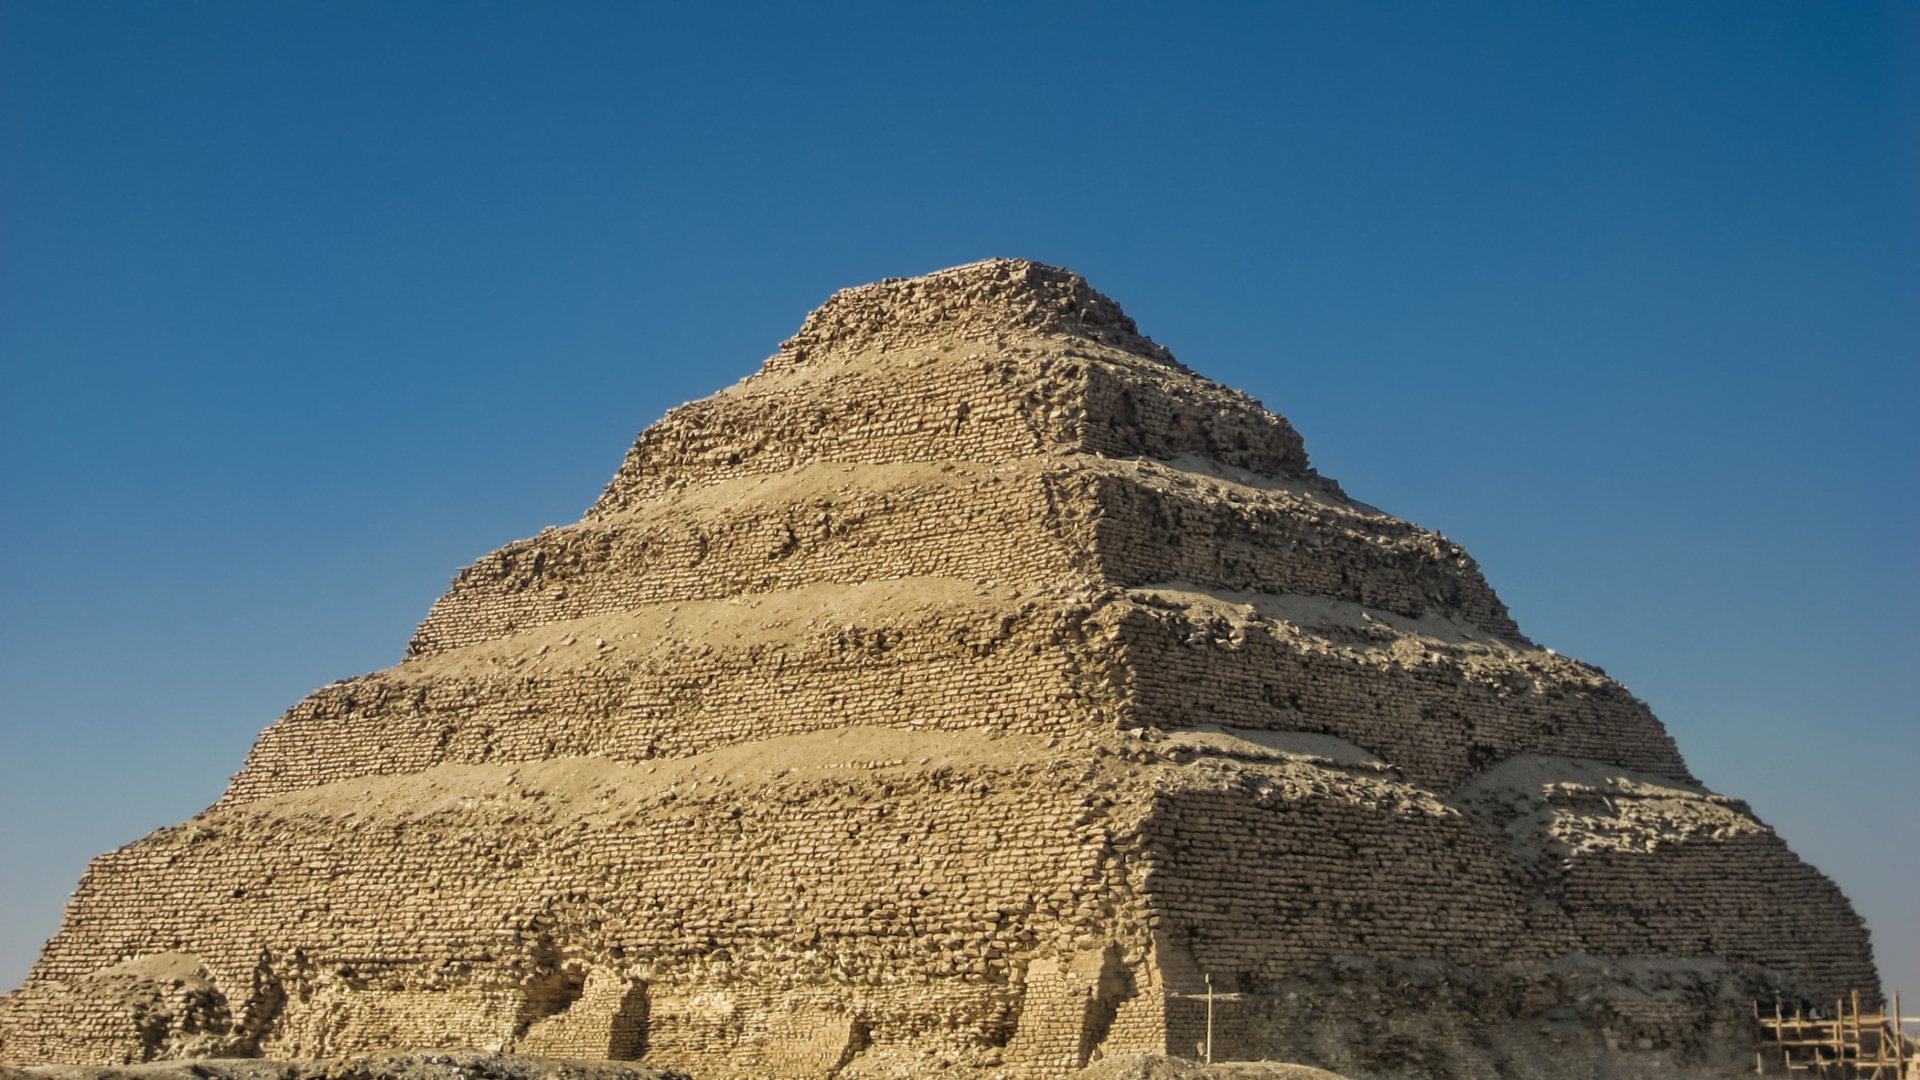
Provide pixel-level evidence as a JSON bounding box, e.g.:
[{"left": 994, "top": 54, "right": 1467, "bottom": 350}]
[{"left": 0, "top": 260, "right": 1878, "bottom": 1079}]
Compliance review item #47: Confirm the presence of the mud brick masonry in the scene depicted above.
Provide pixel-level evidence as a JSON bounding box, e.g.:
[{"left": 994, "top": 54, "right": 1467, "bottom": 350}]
[{"left": 0, "top": 260, "right": 1878, "bottom": 1079}]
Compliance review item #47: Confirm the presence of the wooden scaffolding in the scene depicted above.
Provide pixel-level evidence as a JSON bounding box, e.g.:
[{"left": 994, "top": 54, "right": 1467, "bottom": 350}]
[{"left": 1755, "top": 990, "right": 1910, "bottom": 1076}]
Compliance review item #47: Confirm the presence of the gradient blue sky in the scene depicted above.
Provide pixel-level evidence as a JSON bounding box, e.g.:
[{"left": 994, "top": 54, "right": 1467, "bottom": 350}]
[{"left": 3, "top": 2, "right": 1916, "bottom": 1007}]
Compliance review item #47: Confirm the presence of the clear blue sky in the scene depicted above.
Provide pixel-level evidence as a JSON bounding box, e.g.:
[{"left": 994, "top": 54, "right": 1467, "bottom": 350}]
[{"left": 3, "top": 1, "right": 1915, "bottom": 1006}]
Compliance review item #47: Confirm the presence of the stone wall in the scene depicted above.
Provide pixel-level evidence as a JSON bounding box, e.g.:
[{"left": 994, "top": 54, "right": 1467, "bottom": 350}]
[
  {"left": 228, "top": 587, "right": 1127, "bottom": 805},
  {"left": 1139, "top": 761, "right": 1550, "bottom": 980},
  {"left": 412, "top": 461, "right": 1099, "bottom": 657},
  {"left": 1085, "top": 463, "right": 1520, "bottom": 638},
  {"left": 1116, "top": 593, "right": 1689, "bottom": 790},
  {"left": 591, "top": 340, "right": 1309, "bottom": 518}
]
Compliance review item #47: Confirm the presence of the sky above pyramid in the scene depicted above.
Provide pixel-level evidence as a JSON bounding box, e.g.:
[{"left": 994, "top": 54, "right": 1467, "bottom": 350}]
[{"left": 0, "top": 0, "right": 1914, "bottom": 1008}]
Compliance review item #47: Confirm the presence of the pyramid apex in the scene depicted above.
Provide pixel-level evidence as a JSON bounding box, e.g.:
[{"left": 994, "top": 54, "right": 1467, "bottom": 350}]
[{"left": 773, "top": 258, "right": 1181, "bottom": 369}]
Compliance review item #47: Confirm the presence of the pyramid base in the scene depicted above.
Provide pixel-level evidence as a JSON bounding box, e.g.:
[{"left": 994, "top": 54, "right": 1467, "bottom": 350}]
[{"left": 0, "top": 730, "right": 1872, "bottom": 1079}]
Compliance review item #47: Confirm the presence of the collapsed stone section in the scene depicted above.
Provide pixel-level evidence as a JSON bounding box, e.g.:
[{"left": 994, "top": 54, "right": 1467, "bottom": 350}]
[{"left": 3, "top": 259, "right": 1878, "bottom": 1078}]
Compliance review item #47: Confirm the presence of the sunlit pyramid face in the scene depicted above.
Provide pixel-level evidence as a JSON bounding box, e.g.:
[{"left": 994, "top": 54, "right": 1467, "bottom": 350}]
[{"left": 0, "top": 260, "right": 1878, "bottom": 1079}]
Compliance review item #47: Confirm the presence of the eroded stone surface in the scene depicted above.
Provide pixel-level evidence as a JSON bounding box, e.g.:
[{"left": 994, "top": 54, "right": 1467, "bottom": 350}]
[
  {"left": 4, "top": 1051, "right": 691, "bottom": 1080},
  {"left": 0, "top": 260, "right": 1877, "bottom": 1078}
]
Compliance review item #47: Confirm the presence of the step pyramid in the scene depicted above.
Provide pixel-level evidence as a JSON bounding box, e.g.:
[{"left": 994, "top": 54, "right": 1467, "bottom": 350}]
[{"left": 0, "top": 260, "right": 1877, "bottom": 1079}]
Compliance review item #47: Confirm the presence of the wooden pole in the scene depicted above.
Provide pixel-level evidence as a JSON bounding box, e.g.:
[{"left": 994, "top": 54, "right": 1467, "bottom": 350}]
[
  {"left": 1836, "top": 996, "right": 1845, "bottom": 1069},
  {"left": 1204, "top": 972, "right": 1214, "bottom": 1065},
  {"left": 1849, "top": 992, "right": 1857, "bottom": 1071},
  {"left": 1777, "top": 998, "right": 1788, "bottom": 1072},
  {"left": 1894, "top": 991, "right": 1904, "bottom": 1071}
]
